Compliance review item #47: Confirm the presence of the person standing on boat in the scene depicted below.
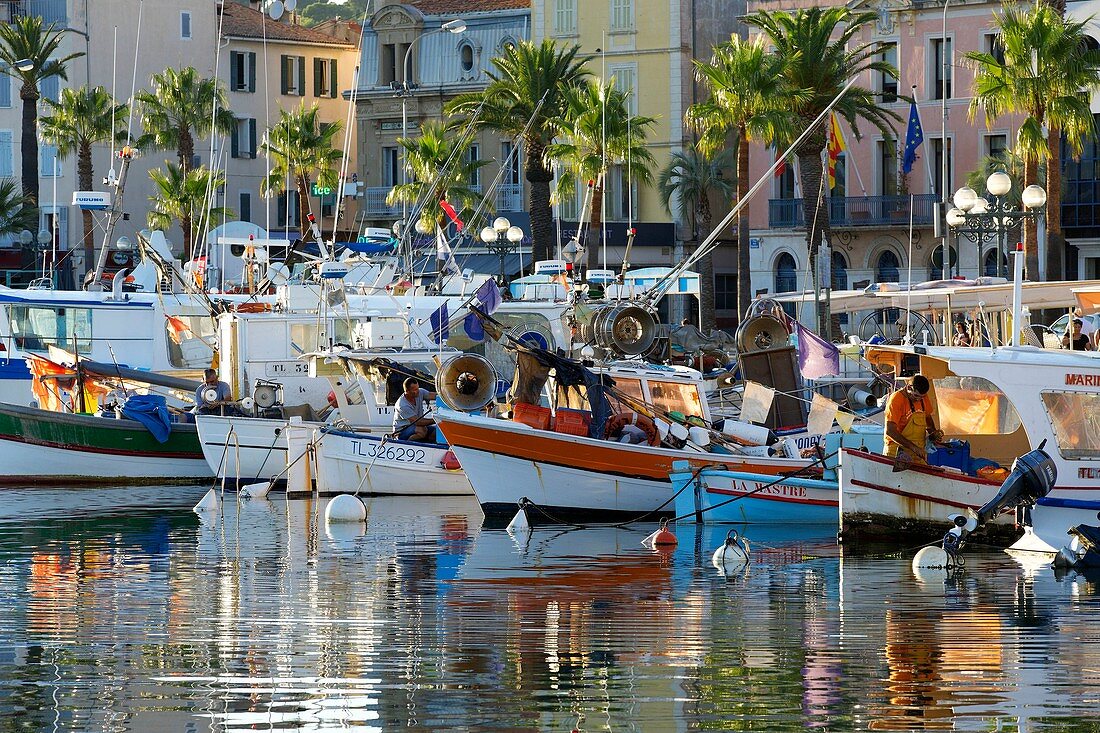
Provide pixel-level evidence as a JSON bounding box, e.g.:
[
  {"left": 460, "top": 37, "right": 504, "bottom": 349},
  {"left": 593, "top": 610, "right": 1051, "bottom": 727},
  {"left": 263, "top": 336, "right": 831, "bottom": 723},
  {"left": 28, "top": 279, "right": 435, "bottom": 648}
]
[
  {"left": 952, "top": 322, "right": 971, "bottom": 347},
  {"left": 883, "top": 374, "right": 943, "bottom": 465},
  {"left": 394, "top": 377, "right": 437, "bottom": 442},
  {"left": 194, "top": 368, "right": 234, "bottom": 415},
  {"left": 1062, "top": 318, "right": 1094, "bottom": 351}
]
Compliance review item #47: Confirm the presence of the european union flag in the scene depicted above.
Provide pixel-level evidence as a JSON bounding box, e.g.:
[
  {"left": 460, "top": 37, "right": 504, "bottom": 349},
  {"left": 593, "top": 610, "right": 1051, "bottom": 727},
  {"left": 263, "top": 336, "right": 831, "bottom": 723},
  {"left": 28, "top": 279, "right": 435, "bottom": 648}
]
[
  {"left": 902, "top": 101, "right": 924, "bottom": 175},
  {"left": 430, "top": 303, "right": 449, "bottom": 344}
]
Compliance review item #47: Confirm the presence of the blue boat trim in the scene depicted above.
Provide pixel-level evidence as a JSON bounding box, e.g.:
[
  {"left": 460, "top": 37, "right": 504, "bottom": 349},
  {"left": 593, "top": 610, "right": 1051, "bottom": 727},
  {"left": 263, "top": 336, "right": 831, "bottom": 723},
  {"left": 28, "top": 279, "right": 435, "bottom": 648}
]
[{"left": 1037, "top": 496, "right": 1100, "bottom": 510}]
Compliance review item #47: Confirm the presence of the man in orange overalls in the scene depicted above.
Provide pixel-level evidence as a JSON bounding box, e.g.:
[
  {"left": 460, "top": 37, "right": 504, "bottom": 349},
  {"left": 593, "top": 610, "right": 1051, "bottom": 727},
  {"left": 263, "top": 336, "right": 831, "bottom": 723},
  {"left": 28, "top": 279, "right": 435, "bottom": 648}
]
[{"left": 883, "top": 374, "right": 943, "bottom": 467}]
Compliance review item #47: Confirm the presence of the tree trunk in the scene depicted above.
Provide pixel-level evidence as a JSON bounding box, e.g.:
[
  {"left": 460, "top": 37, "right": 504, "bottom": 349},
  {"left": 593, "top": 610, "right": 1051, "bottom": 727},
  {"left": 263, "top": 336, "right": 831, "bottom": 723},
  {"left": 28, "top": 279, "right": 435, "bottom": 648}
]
[
  {"left": 795, "top": 118, "right": 830, "bottom": 334},
  {"left": 1046, "top": 126, "right": 1063, "bottom": 281},
  {"left": 1023, "top": 156, "right": 1040, "bottom": 279},
  {"left": 20, "top": 81, "right": 39, "bottom": 206},
  {"left": 697, "top": 199, "right": 715, "bottom": 332},
  {"left": 181, "top": 210, "right": 192, "bottom": 263},
  {"left": 179, "top": 127, "right": 195, "bottom": 172},
  {"left": 736, "top": 128, "right": 752, "bottom": 323},
  {"left": 297, "top": 175, "right": 313, "bottom": 242},
  {"left": 585, "top": 181, "right": 604, "bottom": 271},
  {"left": 524, "top": 138, "right": 554, "bottom": 263},
  {"left": 78, "top": 141, "right": 94, "bottom": 275}
]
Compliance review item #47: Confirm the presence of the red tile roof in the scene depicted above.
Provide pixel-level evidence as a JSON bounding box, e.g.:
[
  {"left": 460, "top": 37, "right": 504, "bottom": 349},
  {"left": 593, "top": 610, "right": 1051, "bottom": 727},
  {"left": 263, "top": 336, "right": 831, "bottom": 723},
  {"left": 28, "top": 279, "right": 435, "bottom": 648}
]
[
  {"left": 220, "top": 2, "right": 355, "bottom": 46},
  {"left": 406, "top": 0, "right": 529, "bottom": 13}
]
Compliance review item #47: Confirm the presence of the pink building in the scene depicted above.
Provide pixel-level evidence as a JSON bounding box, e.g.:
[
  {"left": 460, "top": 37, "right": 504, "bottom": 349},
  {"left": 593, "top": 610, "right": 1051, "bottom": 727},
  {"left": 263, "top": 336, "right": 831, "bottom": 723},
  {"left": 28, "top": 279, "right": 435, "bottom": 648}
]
[{"left": 733, "top": 0, "right": 1032, "bottom": 330}]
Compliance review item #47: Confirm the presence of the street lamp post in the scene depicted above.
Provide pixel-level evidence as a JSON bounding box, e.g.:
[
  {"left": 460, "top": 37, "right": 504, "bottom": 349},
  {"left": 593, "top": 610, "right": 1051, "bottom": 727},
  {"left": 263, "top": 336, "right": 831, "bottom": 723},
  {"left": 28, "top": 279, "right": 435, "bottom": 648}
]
[
  {"left": 479, "top": 215, "right": 523, "bottom": 285},
  {"left": 946, "top": 171, "right": 1046, "bottom": 279},
  {"left": 394, "top": 18, "right": 466, "bottom": 244}
]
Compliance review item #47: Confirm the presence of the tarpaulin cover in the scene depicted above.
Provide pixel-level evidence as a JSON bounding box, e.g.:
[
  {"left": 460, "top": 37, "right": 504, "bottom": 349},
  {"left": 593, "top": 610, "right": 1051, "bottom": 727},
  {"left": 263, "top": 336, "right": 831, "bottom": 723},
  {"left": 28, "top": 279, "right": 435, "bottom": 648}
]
[{"left": 121, "top": 394, "right": 173, "bottom": 443}]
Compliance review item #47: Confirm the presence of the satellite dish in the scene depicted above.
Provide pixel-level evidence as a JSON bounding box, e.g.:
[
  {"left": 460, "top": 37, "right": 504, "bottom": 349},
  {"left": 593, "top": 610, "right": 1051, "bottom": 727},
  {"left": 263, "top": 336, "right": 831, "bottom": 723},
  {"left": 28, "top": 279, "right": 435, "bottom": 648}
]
[
  {"left": 284, "top": 0, "right": 297, "bottom": 11},
  {"left": 268, "top": 0, "right": 284, "bottom": 20},
  {"left": 267, "top": 262, "right": 291, "bottom": 286}
]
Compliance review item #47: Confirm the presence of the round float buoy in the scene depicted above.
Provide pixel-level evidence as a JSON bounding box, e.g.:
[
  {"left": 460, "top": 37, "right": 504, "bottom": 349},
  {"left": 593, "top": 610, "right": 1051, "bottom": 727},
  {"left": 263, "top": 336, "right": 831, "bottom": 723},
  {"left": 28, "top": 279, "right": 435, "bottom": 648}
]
[
  {"left": 325, "top": 494, "right": 366, "bottom": 523},
  {"left": 712, "top": 529, "right": 750, "bottom": 576},
  {"left": 912, "top": 545, "right": 950, "bottom": 570},
  {"left": 653, "top": 518, "right": 678, "bottom": 546}
]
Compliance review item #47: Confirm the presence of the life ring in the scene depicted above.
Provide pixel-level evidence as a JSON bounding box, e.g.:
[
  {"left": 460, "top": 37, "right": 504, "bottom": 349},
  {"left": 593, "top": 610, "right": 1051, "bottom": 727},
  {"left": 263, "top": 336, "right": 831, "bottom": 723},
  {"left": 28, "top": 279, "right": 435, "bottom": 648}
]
[{"left": 604, "top": 411, "right": 660, "bottom": 446}]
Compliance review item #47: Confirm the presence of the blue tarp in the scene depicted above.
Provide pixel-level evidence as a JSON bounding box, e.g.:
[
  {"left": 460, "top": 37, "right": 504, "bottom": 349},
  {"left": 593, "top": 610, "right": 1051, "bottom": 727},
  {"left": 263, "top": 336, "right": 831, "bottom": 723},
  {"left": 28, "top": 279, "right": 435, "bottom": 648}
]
[{"left": 121, "top": 394, "right": 172, "bottom": 444}]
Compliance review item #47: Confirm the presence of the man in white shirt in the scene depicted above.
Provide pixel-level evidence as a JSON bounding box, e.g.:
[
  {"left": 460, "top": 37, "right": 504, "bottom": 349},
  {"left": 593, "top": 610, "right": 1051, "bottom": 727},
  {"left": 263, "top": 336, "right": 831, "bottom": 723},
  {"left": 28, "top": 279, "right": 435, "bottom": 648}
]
[{"left": 393, "top": 377, "right": 437, "bottom": 441}]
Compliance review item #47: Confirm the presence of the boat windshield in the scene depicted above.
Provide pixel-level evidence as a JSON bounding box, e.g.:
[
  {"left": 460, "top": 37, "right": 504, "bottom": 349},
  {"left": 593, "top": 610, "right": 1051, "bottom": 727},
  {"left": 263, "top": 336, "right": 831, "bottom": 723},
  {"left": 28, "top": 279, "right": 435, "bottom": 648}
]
[
  {"left": 932, "top": 376, "right": 1022, "bottom": 435},
  {"left": 1040, "top": 391, "right": 1100, "bottom": 459},
  {"left": 9, "top": 305, "right": 91, "bottom": 353},
  {"left": 647, "top": 379, "right": 705, "bottom": 420}
]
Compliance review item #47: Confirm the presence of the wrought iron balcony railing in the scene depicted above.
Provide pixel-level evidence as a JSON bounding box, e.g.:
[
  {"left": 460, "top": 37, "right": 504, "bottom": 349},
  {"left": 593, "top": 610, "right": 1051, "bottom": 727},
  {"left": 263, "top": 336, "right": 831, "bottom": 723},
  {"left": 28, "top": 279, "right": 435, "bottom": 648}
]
[{"left": 768, "top": 193, "right": 939, "bottom": 228}]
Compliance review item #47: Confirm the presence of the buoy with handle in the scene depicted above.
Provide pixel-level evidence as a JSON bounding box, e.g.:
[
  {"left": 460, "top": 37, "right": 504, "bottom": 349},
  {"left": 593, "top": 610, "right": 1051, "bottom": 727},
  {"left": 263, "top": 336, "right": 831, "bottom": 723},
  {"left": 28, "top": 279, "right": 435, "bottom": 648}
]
[
  {"left": 642, "top": 518, "right": 677, "bottom": 548},
  {"left": 712, "top": 529, "right": 750, "bottom": 576}
]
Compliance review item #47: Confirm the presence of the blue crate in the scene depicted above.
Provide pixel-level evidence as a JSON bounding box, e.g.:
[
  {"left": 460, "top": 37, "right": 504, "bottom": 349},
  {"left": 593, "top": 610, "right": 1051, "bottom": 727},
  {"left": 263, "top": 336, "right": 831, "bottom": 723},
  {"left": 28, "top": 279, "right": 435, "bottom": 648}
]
[{"left": 928, "top": 440, "right": 971, "bottom": 472}]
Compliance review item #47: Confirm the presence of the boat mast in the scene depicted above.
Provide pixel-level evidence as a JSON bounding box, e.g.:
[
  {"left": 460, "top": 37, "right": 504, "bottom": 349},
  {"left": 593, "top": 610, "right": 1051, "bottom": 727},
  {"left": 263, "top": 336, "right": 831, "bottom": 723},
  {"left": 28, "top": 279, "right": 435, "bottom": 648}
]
[{"left": 89, "top": 145, "right": 135, "bottom": 289}]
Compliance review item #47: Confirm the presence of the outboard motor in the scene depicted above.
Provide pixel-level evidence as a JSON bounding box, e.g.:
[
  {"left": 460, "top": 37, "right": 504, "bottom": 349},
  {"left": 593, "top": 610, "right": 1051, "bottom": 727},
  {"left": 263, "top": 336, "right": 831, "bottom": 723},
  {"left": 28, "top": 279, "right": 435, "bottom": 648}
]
[
  {"left": 1067, "top": 525, "right": 1100, "bottom": 568},
  {"left": 941, "top": 445, "right": 1057, "bottom": 561}
]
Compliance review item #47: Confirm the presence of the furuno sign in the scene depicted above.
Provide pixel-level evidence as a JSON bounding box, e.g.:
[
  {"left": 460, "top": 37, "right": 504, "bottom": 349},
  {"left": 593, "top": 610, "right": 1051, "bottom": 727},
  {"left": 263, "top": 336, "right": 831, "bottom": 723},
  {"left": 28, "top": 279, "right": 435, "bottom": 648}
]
[
  {"left": 1065, "top": 373, "right": 1100, "bottom": 386},
  {"left": 72, "top": 191, "right": 111, "bottom": 210}
]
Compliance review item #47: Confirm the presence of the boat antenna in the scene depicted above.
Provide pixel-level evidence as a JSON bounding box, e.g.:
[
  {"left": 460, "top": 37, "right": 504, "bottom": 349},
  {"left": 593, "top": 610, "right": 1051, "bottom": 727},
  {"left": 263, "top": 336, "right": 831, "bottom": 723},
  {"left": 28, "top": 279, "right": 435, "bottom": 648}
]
[{"left": 642, "top": 77, "right": 859, "bottom": 308}]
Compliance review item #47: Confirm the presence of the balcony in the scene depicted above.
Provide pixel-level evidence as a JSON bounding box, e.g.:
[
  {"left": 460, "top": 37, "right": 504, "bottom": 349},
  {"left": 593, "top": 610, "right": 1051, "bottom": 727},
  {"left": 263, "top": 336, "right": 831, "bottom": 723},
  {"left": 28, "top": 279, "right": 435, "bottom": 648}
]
[
  {"left": 768, "top": 193, "right": 939, "bottom": 229},
  {"left": 3, "top": 0, "right": 67, "bottom": 24},
  {"left": 362, "top": 187, "right": 400, "bottom": 218},
  {"left": 496, "top": 183, "right": 522, "bottom": 212}
]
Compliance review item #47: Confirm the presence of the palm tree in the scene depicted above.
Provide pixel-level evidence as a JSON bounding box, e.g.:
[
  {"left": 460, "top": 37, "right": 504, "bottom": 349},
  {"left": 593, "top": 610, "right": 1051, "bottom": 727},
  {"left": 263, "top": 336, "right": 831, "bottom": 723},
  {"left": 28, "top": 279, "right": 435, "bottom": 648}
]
[
  {"left": 446, "top": 39, "right": 589, "bottom": 262},
  {"left": 546, "top": 78, "right": 656, "bottom": 272},
  {"left": 260, "top": 102, "right": 342, "bottom": 241},
  {"left": 39, "top": 86, "right": 128, "bottom": 268},
  {"left": 966, "top": 3, "right": 1100, "bottom": 280},
  {"left": 386, "top": 120, "right": 487, "bottom": 236},
  {"left": 658, "top": 148, "right": 737, "bottom": 331},
  {"left": 0, "top": 16, "right": 82, "bottom": 208},
  {"left": 746, "top": 6, "right": 898, "bottom": 332},
  {"left": 0, "top": 177, "right": 36, "bottom": 236},
  {"left": 147, "top": 163, "right": 232, "bottom": 259},
  {"left": 135, "top": 67, "right": 235, "bottom": 174},
  {"left": 687, "top": 34, "right": 790, "bottom": 321}
]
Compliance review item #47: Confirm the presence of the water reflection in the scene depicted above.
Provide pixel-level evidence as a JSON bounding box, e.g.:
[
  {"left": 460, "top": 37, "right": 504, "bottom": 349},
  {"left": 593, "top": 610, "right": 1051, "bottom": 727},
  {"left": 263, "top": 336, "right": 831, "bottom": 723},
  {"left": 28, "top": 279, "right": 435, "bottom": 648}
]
[{"left": 2, "top": 492, "right": 1100, "bottom": 731}]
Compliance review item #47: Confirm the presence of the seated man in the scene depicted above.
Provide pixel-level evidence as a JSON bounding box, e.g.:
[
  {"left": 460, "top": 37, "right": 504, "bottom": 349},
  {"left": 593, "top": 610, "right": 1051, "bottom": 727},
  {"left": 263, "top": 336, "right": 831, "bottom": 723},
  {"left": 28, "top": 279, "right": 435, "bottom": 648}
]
[
  {"left": 883, "top": 374, "right": 942, "bottom": 466},
  {"left": 393, "top": 377, "right": 437, "bottom": 442},
  {"left": 194, "top": 368, "right": 235, "bottom": 416},
  {"left": 1062, "top": 318, "right": 1094, "bottom": 351}
]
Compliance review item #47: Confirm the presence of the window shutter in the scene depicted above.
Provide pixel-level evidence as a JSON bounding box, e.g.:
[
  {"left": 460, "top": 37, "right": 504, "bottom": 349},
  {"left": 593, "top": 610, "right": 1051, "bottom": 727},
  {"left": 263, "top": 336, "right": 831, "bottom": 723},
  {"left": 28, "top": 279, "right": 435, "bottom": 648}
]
[
  {"left": 280, "top": 55, "right": 289, "bottom": 94},
  {"left": 231, "top": 123, "right": 239, "bottom": 158},
  {"left": 240, "top": 192, "right": 251, "bottom": 223},
  {"left": 248, "top": 119, "right": 257, "bottom": 159},
  {"left": 313, "top": 58, "right": 322, "bottom": 98},
  {"left": 329, "top": 59, "right": 337, "bottom": 98},
  {"left": 248, "top": 52, "right": 256, "bottom": 93},
  {"left": 0, "top": 68, "right": 9, "bottom": 108},
  {"left": 297, "top": 56, "right": 306, "bottom": 96},
  {"left": 229, "top": 51, "right": 239, "bottom": 90},
  {"left": 0, "top": 131, "right": 12, "bottom": 177}
]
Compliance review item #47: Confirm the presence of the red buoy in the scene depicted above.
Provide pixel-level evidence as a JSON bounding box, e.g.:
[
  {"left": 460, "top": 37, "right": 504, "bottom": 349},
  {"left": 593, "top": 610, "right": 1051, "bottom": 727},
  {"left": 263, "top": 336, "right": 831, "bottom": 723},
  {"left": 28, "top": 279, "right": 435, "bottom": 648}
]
[{"left": 653, "top": 518, "right": 677, "bottom": 546}]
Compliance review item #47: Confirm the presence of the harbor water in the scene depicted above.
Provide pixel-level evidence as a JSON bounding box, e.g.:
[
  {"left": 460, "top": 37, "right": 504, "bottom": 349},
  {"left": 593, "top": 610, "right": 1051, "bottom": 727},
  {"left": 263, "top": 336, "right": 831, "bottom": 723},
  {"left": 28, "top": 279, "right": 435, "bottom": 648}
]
[{"left": 1, "top": 486, "right": 1099, "bottom": 731}]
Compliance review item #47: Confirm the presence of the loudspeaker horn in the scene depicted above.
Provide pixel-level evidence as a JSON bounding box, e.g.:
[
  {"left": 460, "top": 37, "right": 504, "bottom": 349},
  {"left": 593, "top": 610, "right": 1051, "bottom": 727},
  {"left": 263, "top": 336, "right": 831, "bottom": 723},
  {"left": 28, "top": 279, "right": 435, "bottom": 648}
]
[
  {"left": 577, "top": 304, "right": 658, "bottom": 356},
  {"left": 253, "top": 383, "right": 280, "bottom": 409},
  {"left": 847, "top": 386, "right": 877, "bottom": 409},
  {"left": 438, "top": 353, "right": 497, "bottom": 412},
  {"left": 735, "top": 314, "right": 788, "bottom": 354}
]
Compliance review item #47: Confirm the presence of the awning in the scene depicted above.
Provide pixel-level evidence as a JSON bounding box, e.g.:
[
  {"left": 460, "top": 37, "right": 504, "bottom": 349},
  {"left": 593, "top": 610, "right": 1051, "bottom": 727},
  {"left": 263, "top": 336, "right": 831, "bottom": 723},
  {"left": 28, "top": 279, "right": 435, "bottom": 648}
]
[{"left": 412, "top": 253, "right": 532, "bottom": 277}]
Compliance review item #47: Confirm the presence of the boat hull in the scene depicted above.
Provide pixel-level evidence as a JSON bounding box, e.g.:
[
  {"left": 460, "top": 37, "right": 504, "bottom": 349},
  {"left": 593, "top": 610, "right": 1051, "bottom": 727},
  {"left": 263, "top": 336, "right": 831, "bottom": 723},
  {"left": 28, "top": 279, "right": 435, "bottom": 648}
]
[
  {"left": 196, "top": 414, "right": 306, "bottom": 483},
  {"left": 438, "top": 411, "right": 810, "bottom": 522},
  {"left": 672, "top": 466, "right": 838, "bottom": 524},
  {"left": 0, "top": 403, "right": 209, "bottom": 484},
  {"left": 314, "top": 428, "right": 471, "bottom": 496},
  {"left": 838, "top": 447, "right": 1013, "bottom": 541}
]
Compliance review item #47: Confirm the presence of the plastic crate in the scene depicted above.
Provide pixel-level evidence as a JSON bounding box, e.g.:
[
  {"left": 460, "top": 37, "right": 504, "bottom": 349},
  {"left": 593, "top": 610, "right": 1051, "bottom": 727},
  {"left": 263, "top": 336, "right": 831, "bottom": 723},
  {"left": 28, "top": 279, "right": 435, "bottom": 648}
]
[
  {"left": 513, "top": 402, "right": 551, "bottom": 430},
  {"left": 928, "top": 440, "right": 970, "bottom": 473},
  {"left": 553, "top": 408, "right": 592, "bottom": 436}
]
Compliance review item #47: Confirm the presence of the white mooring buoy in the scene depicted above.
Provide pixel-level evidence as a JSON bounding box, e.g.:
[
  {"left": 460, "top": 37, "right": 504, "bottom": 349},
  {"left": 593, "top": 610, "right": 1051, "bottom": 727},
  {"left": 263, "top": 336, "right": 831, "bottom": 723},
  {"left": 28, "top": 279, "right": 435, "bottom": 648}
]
[
  {"left": 239, "top": 481, "right": 274, "bottom": 500},
  {"left": 506, "top": 506, "right": 531, "bottom": 535},
  {"left": 711, "top": 530, "right": 750, "bottom": 576},
  {"left": 193, "top": 488, "right": 218, "bottom": 514},
  {"left": 912, "top": 545, "right": 951, "bottom": 570},
  {"left": 325, "top": 494, "right": 366, "bottom": 523}
]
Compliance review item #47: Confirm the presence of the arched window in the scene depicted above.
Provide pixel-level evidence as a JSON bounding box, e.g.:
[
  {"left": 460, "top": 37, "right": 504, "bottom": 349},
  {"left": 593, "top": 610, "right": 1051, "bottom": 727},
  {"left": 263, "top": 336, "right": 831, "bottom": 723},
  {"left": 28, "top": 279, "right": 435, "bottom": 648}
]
[
  {"left": 876, "top": 249, "right": 900, "bottom": 283},
  {"left": 983, "top": 249, "right": 1007, "bottom": 277},
  {"left": 775, "top": 252, "right": 797, "bottom": 294},
  {"left": 500, "top": 36, "right": 517, "bottom": 52},
  {"left": 460, "top": 44, "right": 474, "bottom": 72},
  {"left": 831, "top": 251, "right": 848, "bottom": 291}
]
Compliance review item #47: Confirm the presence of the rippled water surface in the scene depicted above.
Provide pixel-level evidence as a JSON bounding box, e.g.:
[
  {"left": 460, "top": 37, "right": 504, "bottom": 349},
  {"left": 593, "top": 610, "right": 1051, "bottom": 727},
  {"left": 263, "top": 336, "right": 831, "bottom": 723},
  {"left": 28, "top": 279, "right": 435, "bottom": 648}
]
[{"left": 1, "top": 486, "right": 1100, "bottom": 731}]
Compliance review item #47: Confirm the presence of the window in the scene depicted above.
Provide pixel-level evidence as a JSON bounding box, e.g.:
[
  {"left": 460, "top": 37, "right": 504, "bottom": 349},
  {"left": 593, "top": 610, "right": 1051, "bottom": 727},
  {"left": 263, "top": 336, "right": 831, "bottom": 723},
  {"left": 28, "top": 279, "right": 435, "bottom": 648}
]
[
  {"left": 984, "top": 33, "right": 1005, "bottom": 65},
  {"left": 931, "top": 137, "right": 952, "bottom": 196},
  {"left": 40, "top": 74, "right": 59, "bottom": 102},
  {"left": 381, "top": 43, "right": 397, "bottom": 85},
  {"left": 605, "top": 165, "right": 636, "bottom": 220},
  {"left": 8, "top": 305, "right": 91, "bottom": 352},
  {"left": 985, "top": 133, "right": 1008, "bottom": 161},
  {"left": 165, "top": 315, "right": 216, "bottom": 368},
  {"left": 314, "top": 58, "right": 337, "bottom": 98},
  {"left": 239, "top": 192, "right": 252, "bottom": 223},
  {"left": 831, "top": 251, "right": 847, "bottom": 292},
  {"left": 609, "top": 64, "right": 637, "bottom": 113},
  {"left": 776, "top": 151, "right": 795, "bottom": 198},
  {"left": 0, "top": 65, "right": 10, "bottom": 108},
  {"left": 931, "top": 37, "right": 952, "bottom": 99},
  {"left": 281, "top": 54, "right": 305, "bottom": 96},
  {"left": 1042, "top": 391, "right": 1100, "bottom": 459},
  {"left": 554, "top": 0, "right": 577, "bottom": 35},
  {"left": 557, "top": 188, "right": 578, "bottom": 220},
  {"left": 181, "top": 11, "right": 191, "bottom": 40},
  {"left": 833, "top": 152, "right": 847, "bottom": 197},
  {"left": 984, "top": 249, "right": 1007, "bottom": 277},
  {"left": 467, "top": 143, "right": 480, "bottom": 188},
  {"left": 39, "top": 206, "right": 66, "bottom": 252},
  {"left": 933, "top": 376, "right": 1022, "bottom": 435},
  {"left": 878, "top": 138, "right": 897, "bottom": 196},
  {"left": 775, "top": 252, "right": 797, "bottom": 294},
  {"left": 230, "top": 51, "right": 256, "bottom": 93},
  {"left": 610, "top": 0, "right": 634, "bottom": 31},
  {"left": 647, "top": 380, "right": 704, "bottom": 419},
  {"left": 876, "top": 250, "right": 901, "bottom": 282},
  {"left": 879, "top": 41, "right": 898, "bottom": 103},
  {"left": 382, "top": 147, "right": 399, "bottom": 187},
  {"left": 502, "top": 141, "right": 521, "bottom": 186},
  {"left": 0, "top": 130, "right": 12, "bottom": 177},
  {"left": 715, "top": 273, "right": 738, "bottom": 310},
  {"left": 460, "top": 44, "right": 474, "bottom": 73},
  {"left": 40, "top": 143, "right": 61, "bottom": 177},
  {"left": 231, "top": 118, "right": 257, "bottom": 159},
  {"left": 276, "top": 190, "right": 301, "bottom": 228}
]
